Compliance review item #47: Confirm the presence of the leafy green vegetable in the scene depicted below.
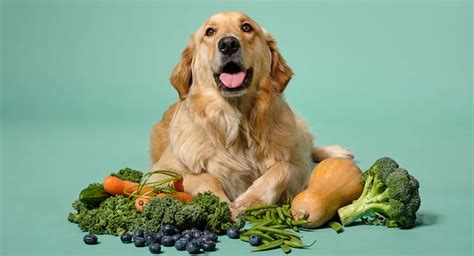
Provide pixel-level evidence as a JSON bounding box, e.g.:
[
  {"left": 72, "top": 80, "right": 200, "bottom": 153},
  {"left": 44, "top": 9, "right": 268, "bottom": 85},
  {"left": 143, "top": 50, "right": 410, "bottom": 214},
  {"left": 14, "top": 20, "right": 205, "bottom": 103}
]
[
  {"left": 140, "top": 197, "right": 181, "bottom": 232},
  {"left": 79, "top": 183, "right": 111, "bottom": 207},
  {"left": 68, "top": 196, "right": 139, "bottom": 235},
  {"left": 337, "top": 157, "right": 421, "bottom": 228},
  {"left": 110, "top": 168, "right": 143, "bottom": 183},
  {"left": 139, "top": 191, "right": 242, "bottom": 234}
]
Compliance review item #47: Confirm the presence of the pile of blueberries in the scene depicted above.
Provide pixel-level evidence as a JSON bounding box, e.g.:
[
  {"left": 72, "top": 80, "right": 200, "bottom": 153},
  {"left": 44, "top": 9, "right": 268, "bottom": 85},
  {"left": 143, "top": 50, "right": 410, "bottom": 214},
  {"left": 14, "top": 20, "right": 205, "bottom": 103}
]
[
  {"left": 83, "top": 226, "right": 243, "bottom": 254},
  {"left": 121, "top": 224, "right": 223, "bottom": 254}
]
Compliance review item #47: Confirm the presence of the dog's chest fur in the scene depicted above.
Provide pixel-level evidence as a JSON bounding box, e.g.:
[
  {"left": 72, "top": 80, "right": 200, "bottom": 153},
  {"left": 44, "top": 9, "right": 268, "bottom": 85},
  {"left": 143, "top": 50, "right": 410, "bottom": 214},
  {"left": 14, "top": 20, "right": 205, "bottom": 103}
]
[{"left": 168, "top": 97, "right": 295, "bottom": 200}]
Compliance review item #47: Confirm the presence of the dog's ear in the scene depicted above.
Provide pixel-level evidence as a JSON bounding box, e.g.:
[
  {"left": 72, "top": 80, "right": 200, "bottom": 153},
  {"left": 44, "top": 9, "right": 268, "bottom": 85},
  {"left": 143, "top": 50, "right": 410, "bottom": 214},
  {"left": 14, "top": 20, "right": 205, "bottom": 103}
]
[
  {"left": 170, "top": 39, "right": 195, "bottom": 100},
  {"left": 266, "top": 33, "right": 293, "bottom": 93}
]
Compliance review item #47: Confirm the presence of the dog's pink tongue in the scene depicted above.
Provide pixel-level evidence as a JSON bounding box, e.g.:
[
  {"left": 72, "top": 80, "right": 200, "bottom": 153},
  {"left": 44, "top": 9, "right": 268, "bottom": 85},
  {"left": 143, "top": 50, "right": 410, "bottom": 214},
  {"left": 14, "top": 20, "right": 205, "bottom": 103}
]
[{"left": 219, "top": 71, "right": 246, "bottom": 88}]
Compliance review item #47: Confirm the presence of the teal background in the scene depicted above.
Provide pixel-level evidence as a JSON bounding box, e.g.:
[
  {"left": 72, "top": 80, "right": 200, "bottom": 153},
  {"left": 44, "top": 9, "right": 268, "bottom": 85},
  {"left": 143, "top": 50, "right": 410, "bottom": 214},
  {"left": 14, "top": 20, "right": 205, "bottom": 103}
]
[{"left": 1, "top": 0, "right": 472, "bottom": 255}]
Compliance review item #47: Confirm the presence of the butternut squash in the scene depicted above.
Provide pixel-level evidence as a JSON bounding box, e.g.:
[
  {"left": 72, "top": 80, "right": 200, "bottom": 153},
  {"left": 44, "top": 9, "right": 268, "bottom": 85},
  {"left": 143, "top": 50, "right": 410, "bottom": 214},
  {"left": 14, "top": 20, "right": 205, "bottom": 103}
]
[{"left": 291, "top": 157, "right": 363, "bottom": 228}]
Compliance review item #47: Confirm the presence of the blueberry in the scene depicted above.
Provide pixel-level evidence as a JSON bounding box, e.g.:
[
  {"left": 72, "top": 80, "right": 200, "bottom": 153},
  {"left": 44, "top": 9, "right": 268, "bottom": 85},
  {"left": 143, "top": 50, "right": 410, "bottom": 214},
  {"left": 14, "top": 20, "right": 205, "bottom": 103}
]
[
  {"left": 134, "top": 237, "right": 146, "bottom": 247},
  {"left": 191, "top": 227, "right": 199, "bottom": 232},
  {"left": 162, "top": 224, "right": 176, "bottom": 236},
  {"left": 175, "top": 239, "right": 188, "bottom": 251},
  {"left": 161, "top": 235, "right": 175, "bottom": 247},
  {"left": 202, "top": 241, "right": 216, "bottom": 251},
  {"left": 182, "top": 233, "right": 193, "bottom": 240},
  {"left": 249, "top": 234, "right": 262, "bottom": 246},
  {"left": 174, "top": 228, "right": 180, "bottom": 234},
  {"left": 203, "top": 234, "right": 218, "bottom": 243},
  {"left": 181, "top": 229, "right": 192, "bottom": 235},
  {"left": 172, "top": 233, "right": 181, "bottom": 241},
  {"left": 192, "top": 230, "right": 203, "bottom": 238},
  {"left": 153, "top": 231, "right": 163, "bottom": 242},
  {"left": 186, "top": 242, "right": 201, "bottom": 254},
  {"left": 192, "top": 237, "right": 203, "bottom": 248},
  {"left": 148, "top": 243, "right": 161, "bottom": 254},
  {"left": 83, "top": 234, "right": 98, "bottom": 245},
  {"left": 145, "top": 233, "right": 158, "bottom": 245},
  {"left": 120, "top": 232, "right": 132, "bottom": 244},
  {"left": 179, "top": 236, "right": 191, "bottom": 244},
  {"left": 203, "top": 230, "right": 211, "bottom": 235},
  {"left": 226, "top": 228, "right": 240, "bottom": 239},
  {"left": 133, "top": 229, "right": 144, "bottom": 238}
]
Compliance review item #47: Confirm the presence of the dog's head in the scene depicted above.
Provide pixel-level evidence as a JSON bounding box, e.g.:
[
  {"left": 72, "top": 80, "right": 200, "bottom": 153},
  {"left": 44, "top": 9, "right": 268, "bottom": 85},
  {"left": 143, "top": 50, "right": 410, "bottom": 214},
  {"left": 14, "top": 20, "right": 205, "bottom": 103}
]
[{"left": 170, "top": 11, "right": 293, "bottom": 99}]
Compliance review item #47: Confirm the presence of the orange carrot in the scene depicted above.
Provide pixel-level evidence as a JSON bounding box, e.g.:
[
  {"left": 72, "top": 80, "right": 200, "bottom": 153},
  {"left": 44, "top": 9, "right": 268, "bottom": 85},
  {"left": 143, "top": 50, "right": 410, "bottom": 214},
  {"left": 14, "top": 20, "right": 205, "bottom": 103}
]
[
  {"left": 103, "top": 176, "right": 154, "bottom": 196},
  {"left": 156, "top": 192, "right": 193, "bottom": 203},
  {"left": 135, "top": 197, "right": 150, "bottom": 212},
  {"left": 103, "top": 176, "right": 130, "bottom": 195}
]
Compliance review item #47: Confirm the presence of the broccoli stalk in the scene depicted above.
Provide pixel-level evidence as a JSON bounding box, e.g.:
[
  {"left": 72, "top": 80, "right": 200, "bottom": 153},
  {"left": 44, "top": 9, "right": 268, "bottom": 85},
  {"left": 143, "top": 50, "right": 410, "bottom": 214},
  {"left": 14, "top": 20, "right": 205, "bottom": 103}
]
[{"left": 337, "top": 157, "right": 421, "bottom": 229}]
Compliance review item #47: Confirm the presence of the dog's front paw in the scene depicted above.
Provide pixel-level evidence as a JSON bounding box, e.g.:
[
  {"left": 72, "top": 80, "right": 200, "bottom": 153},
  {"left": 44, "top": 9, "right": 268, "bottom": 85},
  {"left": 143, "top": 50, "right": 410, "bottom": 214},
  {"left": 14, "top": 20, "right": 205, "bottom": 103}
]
[
  {"left": 232, "top": 194, "right": 267, "bottom": 212},
  {"left": 324, "top": 145, "right": 354, "bottom": 159}
]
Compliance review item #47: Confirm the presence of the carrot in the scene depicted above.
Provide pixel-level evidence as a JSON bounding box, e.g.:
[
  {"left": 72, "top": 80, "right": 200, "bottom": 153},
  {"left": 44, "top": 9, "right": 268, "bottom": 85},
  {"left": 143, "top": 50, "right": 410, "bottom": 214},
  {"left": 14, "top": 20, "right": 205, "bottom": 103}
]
[
  {"left": 103, "top": 176, "right": 130, "bottom": 195},
  {"left": 103, "top": 176, "right": 153, "bottom": 196},
  {"left": 135, "top": 197, "right": 150, "bottom": 212},
  {"left": 156, "top": 192, "right": 193, "bottom": 203}
]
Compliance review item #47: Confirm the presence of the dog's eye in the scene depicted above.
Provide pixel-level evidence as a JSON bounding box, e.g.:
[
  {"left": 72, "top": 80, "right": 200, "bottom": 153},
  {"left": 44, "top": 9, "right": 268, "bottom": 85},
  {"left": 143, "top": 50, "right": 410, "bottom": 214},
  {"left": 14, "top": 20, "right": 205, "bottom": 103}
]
[
  {"left": 205, "top": 28, "right": 216, "bottom": 37},
  {"left": 241, "top": 23, "right": 253, "bottom": 33}
]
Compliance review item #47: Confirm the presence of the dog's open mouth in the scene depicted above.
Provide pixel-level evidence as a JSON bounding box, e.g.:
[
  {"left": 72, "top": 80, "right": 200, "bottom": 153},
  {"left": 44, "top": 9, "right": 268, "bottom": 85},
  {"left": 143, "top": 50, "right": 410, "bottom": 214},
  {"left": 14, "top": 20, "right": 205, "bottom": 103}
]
[{"left": 214, "top": 61, "right": 253, "bottom": 94}]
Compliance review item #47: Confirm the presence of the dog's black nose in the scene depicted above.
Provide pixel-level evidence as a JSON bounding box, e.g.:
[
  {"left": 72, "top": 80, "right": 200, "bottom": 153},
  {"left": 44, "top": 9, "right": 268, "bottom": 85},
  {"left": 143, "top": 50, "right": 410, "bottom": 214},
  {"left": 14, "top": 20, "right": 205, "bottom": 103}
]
[{"left": 218, "top": 36, "right": 240, "bottom": 55}]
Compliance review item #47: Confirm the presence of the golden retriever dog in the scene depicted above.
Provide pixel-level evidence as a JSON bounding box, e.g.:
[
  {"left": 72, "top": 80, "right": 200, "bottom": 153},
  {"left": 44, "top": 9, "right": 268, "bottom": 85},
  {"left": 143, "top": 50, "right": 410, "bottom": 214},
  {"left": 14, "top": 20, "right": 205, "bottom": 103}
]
[{"left": 148, "top": 11, "right": 353, "bottom": 214}]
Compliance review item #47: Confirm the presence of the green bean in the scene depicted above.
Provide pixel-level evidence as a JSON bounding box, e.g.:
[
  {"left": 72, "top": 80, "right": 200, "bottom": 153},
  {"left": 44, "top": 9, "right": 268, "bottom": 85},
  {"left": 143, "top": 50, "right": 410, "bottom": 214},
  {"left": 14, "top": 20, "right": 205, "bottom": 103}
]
[
  {"left": 240, "top": 235, "right": 249, "bottom": 242},
  {"left": 283, "top": 239, "right": 317, "bottom": 248},
  {"left": 281, "top": 244, "right": 292, "bottom": 254},
  {"left": 291, "top": 219, "right": 308, "bottom": 226},
  {"left": 282, "top": 207, "right": 292, "bottom": 218},
  {"left": 245, "top": 230, "right": 274, "bottom": 241},
  {"left": 249, "top": 220, "right": 273, "bottom": 229},
  {"left": 251, "top": 239, "right": 284, "bottom": 252},
  {"left": 255, "top": 226, "right": 299, "bottom": 238},
  {"left": 270, "top": 209, "right": 277, "bottom": 221},
  {"left": 285, "top": 217, "right": 292, "bottom": 226},
  {"left": 289, "top": 236, "right": 302, "bottom": 243},
  {"left": 245, "top": 216, "right": 258, "bottom": 222},
  {"left": 277, "top": 207, "right": 285, "bottom": 220},
  {"left": 292, "top": 225, "right": 300, "bottom": 232},
  {"left": 245, "top": 204, "right": 278, "bottom": 212},
  {"left": 272, "top": 233, "right": 289, "bottom": 240},
  {"left": 269, "top": 224, "right": 287, "bottom": 229},
  {"left": 265, "top": 210, "right": 271, "bottom": 220},
  {"left": 328, "top": 221, "right": 344, "bottom": 233}
]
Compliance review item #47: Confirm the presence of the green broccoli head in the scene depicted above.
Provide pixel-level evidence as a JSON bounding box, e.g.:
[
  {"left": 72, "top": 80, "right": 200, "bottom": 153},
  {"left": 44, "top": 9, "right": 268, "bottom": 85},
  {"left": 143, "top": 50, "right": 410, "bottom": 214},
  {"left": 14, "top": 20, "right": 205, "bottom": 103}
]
[
  {"left": 110, "top": 168, "right": 143, "bottom": 183},
  {"left": 338, "top": 157, "right": 421, "bottom": 229}
]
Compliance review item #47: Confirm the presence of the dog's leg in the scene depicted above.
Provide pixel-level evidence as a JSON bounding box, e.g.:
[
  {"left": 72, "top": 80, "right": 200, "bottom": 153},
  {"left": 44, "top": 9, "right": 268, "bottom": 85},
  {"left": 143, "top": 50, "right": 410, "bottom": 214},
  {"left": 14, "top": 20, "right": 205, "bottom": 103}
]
[
  {"left": 232, "top": 161, "right": 293, "bottom": 211},
  {"left": 311, "top": 145, "right": 354, "bottom": 162}
]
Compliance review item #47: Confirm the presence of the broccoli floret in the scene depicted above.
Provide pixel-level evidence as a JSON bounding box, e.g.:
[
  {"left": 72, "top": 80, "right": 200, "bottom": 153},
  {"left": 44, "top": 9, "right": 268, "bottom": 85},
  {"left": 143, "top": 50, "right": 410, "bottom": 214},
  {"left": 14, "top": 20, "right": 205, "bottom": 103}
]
[
  {"left": 68, "top": 196, "right": 139, "bottom": 235},
  {"left": 110, "top": 167, "right": 143, "bottom": 183},
  {"left": 140, "top": 197, "right": 181, "bottom": 232},
  {"left": 337, "top": 157, "right": 421, "bottom": 229}
]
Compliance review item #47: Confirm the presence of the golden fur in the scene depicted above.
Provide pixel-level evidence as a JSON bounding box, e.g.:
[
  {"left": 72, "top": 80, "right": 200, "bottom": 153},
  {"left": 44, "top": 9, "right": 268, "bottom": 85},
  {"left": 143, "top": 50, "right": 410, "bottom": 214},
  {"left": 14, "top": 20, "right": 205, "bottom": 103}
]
[{"left": 148, "top": 12, "right": 353, "bottom": 212}]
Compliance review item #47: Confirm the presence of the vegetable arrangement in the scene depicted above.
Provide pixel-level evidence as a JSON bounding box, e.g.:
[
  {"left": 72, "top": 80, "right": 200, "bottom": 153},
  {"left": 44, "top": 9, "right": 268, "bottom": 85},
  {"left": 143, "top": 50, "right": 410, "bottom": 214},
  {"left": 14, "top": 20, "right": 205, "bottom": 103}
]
[
  {"left": 69, "top": 156, "right": 421, "bottom": 254},
  {"left": 68, "top": 167, "right": 244, "bottom": 254}
]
